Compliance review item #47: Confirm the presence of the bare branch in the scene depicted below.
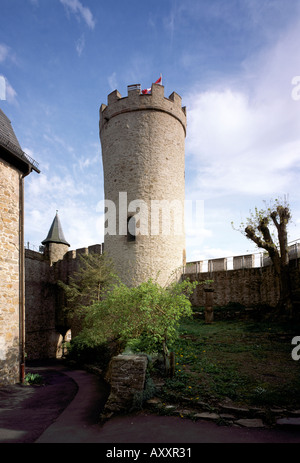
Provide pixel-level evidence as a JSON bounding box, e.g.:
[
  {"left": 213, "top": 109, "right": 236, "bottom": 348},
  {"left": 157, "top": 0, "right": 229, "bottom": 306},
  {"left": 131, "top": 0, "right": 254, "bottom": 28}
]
[{"left": 239, "top": 198, "right": 293, "bottom": 312}]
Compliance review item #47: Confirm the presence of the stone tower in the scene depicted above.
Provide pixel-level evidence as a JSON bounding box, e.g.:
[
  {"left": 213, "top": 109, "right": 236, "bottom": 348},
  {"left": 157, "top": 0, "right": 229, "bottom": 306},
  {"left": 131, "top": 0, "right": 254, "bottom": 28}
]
[
  {"left": 42, "top": 211, "right": 70, "bottom": 265},
  {"left": 99, "top": 82, "right": 187, "bottom": 286}
]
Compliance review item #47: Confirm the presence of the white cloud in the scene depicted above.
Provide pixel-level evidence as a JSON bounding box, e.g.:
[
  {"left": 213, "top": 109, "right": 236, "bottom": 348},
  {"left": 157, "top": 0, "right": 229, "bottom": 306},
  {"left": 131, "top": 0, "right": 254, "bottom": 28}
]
[
  {"left": 76, "top": 34, "right": 85, "bottom": 56},
  {"left": 0, "top": 44, "right": 9, "bottom": 63},
  {"left": 60, "top": 0, "right": 96, "bottom": 30},
  {"left": 25, "top": 170, "right": 103, "bottom": 249},
  {"left": 0, "top": 43, "right": 17, "bottom": 65},
  {"left": 43, "top": 132, "right": 74, "bottom": 154},
  {"left": 5, "top": 80, "right": 18, "bottom": 104},
  {"left": 0, "top": 76, "right": 5, "bottom": 100},
  {"left": 183, "top": 17, "right": 300, "bottom": 260},
  {"left": 78, "top": 154, "right": 98, "bottom": 171},
  {"left": 184, "top": 18, "right": 300, "bottom": 201},
  {"left": 23, "top": 128, "right": 103, "bottom": 250},
  {"left": 108, "top": 72, "right": 118, "bottom": 91},
  {"left": 0, "top": 44, "right": 18, "bottom": 104}
]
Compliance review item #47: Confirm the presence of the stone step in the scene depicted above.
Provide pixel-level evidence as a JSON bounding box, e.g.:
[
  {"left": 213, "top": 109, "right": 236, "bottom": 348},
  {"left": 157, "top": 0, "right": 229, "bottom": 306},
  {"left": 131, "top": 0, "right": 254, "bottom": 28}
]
[{"left": 145, "top": 397, "right": 300, "bottom": 429}]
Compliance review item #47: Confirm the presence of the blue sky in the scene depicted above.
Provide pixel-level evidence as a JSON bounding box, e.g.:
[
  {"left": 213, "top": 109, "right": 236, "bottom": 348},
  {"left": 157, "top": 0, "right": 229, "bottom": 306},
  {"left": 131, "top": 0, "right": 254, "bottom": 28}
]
[{"left": 1, "top": 0, "right": 300, "bottom": 263}]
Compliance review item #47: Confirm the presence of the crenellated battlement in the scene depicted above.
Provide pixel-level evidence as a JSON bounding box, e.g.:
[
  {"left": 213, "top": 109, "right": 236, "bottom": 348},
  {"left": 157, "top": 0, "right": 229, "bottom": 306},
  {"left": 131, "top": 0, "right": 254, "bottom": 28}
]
[
  {"left": 184, "top": 243, "right": 300, "bottom": 275},
  {"left": 63, "top": 243, "right": 103, "bottom": 261},
  {"left": 100, "top": 83, "right": 187, "bottom": 135},
  {"left": 25, "top": 243, "right": 103, "bottom": 266}
]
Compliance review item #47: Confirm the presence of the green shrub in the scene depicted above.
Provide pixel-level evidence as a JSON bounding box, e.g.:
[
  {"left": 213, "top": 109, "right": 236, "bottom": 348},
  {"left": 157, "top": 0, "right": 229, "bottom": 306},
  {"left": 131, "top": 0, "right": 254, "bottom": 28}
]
[
  {"left": 24, "top": 372, "right": 43, "bottom": 385},
  {"left": 66, "top": 335, "right": 125, "bottom": 370},
  {"left": 72, "top": 278, "right": 199, "bottom": 375}
]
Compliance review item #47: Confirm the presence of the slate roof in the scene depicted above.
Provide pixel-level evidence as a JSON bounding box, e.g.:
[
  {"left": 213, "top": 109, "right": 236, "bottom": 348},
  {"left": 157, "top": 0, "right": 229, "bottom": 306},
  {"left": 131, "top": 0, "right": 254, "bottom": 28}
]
[
  {"left": 42, "top": 212, "right": 70, "bottom": 246},
  {"left": 0, "top": 108, "right": 40, "bottom": 174}
]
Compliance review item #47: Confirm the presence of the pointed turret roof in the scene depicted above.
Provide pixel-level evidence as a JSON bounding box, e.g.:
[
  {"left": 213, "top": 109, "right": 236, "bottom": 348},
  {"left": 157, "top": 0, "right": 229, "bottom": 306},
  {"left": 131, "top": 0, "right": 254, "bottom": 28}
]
[{"left": 42, "top": 212, "right": 70, "bottom": 246}]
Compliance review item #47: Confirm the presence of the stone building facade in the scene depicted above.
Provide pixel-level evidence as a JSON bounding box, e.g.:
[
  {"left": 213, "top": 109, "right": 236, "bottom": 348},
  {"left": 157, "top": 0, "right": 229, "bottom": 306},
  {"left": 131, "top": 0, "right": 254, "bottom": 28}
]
[
  {"left": 0, "top": 109, "right": 39, "bottom": 385},
  {"left": 100, "top": 83, "right": 187, "bottom": 287}
]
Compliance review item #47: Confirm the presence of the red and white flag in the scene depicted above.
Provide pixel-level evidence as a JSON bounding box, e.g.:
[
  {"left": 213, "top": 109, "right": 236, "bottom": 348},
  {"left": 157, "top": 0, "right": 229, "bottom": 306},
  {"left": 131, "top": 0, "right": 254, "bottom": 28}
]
[{"left": 142, "top": 75, "right": 162, "bottom": 94}]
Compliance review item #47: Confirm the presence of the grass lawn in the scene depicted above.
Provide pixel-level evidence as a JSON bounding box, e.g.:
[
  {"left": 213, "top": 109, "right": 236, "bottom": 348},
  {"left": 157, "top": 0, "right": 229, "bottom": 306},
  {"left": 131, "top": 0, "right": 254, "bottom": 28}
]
[{"left": 157, "top": 312, "right": 300, "bottom": 411}]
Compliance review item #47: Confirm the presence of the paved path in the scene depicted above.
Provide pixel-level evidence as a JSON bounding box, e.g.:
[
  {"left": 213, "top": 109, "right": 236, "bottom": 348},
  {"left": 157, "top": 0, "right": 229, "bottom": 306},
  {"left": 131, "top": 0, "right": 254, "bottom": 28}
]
[
  {"left": 1, "top": 361, "right": 300, "bottom": 444},
  {"left": 36, "top": 367, "right": 300, "bottom": 444}
]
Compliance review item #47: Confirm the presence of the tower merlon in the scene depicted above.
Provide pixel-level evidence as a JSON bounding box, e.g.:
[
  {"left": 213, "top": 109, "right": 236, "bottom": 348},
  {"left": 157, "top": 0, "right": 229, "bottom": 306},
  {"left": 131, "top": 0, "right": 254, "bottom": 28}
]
[
  {"left": 100, "top": 83, "right": 187, "bottom": 135},
  {"left": 169, "top": 91, "right": 187, "bottom": 116},
  {"left": 107, "top": 89, "right": 122, "bottom": 105}
]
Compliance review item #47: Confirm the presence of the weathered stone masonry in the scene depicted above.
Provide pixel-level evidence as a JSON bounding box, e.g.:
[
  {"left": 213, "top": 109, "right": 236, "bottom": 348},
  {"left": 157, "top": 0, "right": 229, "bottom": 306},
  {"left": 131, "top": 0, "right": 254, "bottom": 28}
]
[
  {"left": 103, "top": 354, "right": 148, "bottom": 414},
  {"left": 0, "top": 108, "right": 39, "bottom": 385},
  {"left": 24, "top": 241, "right": 300, "bottom": 364},
  {"left": 25, "top": 243, "right": 103, "bottom": 360},
  {"left": 100, "top": 83, "right": 187, "bottom": 287},
  {"left": 185, "top": 255, "right": 300, "bottom": 309},
  {"left": 25, "top": 249, "right": 58, "bottom": 360},
  {"left": 0, "top": 159, "right": 22, "bottom": 384}
]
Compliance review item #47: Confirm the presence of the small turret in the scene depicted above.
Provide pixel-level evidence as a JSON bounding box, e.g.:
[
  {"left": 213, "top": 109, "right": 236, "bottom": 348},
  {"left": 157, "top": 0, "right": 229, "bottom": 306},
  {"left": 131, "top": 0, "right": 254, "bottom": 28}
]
[{"left": 42, "top": 211, "right": 70, "bottom": 265}]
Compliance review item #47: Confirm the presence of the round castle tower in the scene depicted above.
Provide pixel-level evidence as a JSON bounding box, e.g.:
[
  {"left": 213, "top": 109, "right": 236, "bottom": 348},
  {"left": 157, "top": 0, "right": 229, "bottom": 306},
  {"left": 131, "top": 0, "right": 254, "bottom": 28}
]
[{"left": 99, "top": 82, "right": 187, "bottom": 286}]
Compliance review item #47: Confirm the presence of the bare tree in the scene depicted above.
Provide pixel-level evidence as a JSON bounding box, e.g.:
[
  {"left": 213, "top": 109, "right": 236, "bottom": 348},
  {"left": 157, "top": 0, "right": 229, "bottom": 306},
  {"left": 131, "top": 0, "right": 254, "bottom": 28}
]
[{"left": 234, "top": 198, "right": 293, "bottom": 315}]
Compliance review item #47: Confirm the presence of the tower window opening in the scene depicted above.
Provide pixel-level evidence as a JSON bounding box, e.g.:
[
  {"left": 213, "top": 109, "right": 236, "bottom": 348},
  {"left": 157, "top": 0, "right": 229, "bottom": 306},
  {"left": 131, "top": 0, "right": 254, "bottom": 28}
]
[{"left": 127, "top": 216, "right": 136, "bottom": 242}]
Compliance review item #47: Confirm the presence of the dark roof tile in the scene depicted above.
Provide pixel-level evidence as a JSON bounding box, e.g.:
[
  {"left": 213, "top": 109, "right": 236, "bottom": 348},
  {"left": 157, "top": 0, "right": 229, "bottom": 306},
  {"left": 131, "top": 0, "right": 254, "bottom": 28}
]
[
  {"left": 42, "top": 212, "right": 70, "bottom": 246},
  {"left": 0, "top": 108, "right": 40, "bottom": 173}
]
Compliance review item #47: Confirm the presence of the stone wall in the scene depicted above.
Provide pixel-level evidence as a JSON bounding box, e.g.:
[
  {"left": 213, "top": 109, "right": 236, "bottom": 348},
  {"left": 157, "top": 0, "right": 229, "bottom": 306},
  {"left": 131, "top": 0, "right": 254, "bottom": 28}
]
[
  {"left": 25, "top": 249, "right": 60, "bottom": 359},
  {"left": 24, "top": 244, "right": 103, "bottom": 360},
  {"left": 103, "top": 354, "right": 148, "bottom": 415},
  {"left": 44, "top": 242, "right": 70, "bottom": 266},
  {"left": 23, "top": 238, "right": 300, "bottom": 362},
  {"left": 0, "top": 159, "right": 21, "bottom": 385},
  {"left": 185, "top": 260, "right": 300, "bottom": 309}
]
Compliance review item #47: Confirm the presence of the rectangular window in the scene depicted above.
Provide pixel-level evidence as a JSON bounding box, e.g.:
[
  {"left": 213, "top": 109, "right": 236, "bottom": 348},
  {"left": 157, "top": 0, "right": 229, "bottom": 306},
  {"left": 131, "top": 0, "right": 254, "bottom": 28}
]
[{"left": 127, "top": 216, "right": 136, "bottom": 242}]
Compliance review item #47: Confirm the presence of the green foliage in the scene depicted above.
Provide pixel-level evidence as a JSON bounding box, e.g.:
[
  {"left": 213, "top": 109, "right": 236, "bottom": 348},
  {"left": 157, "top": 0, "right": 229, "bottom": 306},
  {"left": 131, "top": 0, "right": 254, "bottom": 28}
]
[
  {"left": 58, "top": 252, "right": 116, "bottom": 318},
  {"left": 76, "top": 278, "right": 198, "bottom": 359},
  {"left": 60, "top": 255, "right": 202, "bottom": 372},
  {"left": 131, "top": 372, "right": 157, "bottom": 411},
  {"left": 66, "top": 335, "right": 124, "bottom": 369},
  {"left": 160, "top": 317, "right": 300, "bottom": 408},
  {"left": 24, "top": 372, "right": 43, "bottom": 385}
]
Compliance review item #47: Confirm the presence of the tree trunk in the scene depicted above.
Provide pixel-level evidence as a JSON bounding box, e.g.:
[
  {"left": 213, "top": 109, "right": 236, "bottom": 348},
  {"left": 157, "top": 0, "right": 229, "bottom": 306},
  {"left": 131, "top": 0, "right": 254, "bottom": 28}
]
[
  {"left": 277, "top": 263, "right": 293, "bottom": 316},
  {"left": 275, "top": 207, "right": 293, "bottom": 316},
  {"left": 162, "top": 339, "right": 170, "bottom": 376},
  {"left": 245, "top": 203, "right": 293, "bottom": 317}
]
